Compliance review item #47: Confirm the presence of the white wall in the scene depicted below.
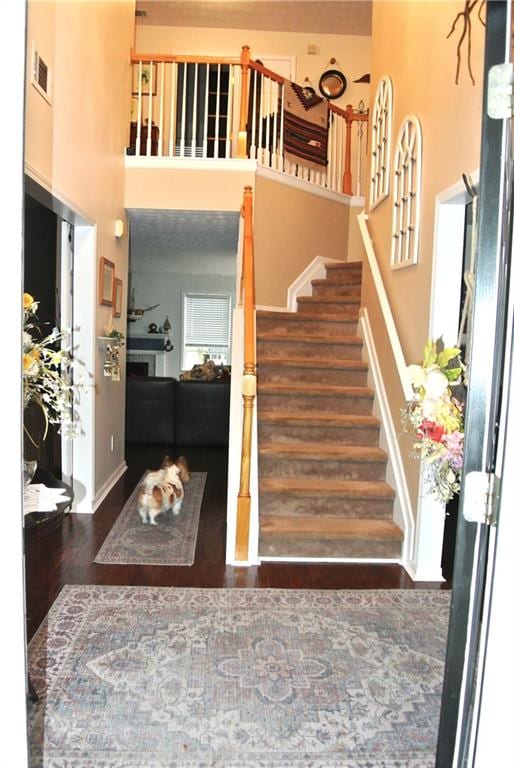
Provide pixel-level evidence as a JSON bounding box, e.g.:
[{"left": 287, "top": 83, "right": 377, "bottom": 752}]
[{"left": 129, "top": 270, "right": 236, "bottom": 378}]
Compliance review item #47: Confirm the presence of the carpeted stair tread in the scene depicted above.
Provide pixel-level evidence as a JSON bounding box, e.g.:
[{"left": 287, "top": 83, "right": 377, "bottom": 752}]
[
  {"left": 312, "top": 277, "right": 362, "bottom": 286},
  {"left": 257, "top": 310, "right": 360, "bottom": 323},
  {"left": 297, "top": 295, "right": 361, "bottom": 305},
  {"left": 324, "top": 261, "right": 363, "bottom": 272},
  {"left": 258, "top": 410, "right": 379, "bottom": 427},
  {"left": 258, "top": 356, "right": 368, "bottom": 369},
  {"left": 260, "top": 516, "right": 402, "bottom": 540},
  {"left": 260, "top": 477, "right": 395, "bottom": 498},
  {"left": 259, "top": 442, "right": 387, "bottom": 461},
  {"left": 257, "top": 332, "right": 363, "bottom": 345},
  {"left": 257, "top": 382, "right": 373, "bottom": 397}
]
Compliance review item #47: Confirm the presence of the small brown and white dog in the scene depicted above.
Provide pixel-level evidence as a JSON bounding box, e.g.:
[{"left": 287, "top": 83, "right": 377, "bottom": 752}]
[{"left": 138, "top": 455, "right": 191, "bottom": 525}]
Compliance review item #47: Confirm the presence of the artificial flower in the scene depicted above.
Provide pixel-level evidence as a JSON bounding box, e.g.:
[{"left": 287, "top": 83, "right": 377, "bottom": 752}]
[
  {"left": 402, "top": 340, "right": 466, "bottom": 504},
  {"left": 23, "top": 295, "right": 88, "bottom": 441}
]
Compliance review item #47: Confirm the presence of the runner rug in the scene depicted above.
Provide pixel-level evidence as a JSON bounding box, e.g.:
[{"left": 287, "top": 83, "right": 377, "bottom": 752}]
[
  {"left": 94, "top": 472, "right": 206, "bottom": 566},
  {"left": 28, "top": 586, "right": 450, "bottom": 767}
]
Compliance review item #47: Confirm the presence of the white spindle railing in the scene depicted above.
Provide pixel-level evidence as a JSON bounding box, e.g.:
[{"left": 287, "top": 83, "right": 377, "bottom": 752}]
[{"left": 129, "top": 49, "right": 368, "bottom": 195}]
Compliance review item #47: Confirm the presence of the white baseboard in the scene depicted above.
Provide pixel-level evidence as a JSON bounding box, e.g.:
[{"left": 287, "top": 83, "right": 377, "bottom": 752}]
[
  {"left": 286, "top": 255, "right": 343, "bottom": 311},
  {"left": 259, "top": 556, "right": 401, "bottom": 565},
  {"left": 255, "top": 304, "right": 290, "bottom": 312},
  {"left": 85, "top": 461, "right": 127, "bottom": 514},
  {"left": 359, "top": 309, "right": 416, "bottom": 571},
  {"left": 402, "top": 560, "right": 446, "bottom": 583}
]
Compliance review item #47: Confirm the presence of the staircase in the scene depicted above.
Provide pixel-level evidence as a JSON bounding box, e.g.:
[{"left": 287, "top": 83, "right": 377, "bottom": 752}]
[{"left": 256, "top": 261, "right": 403, "bottom": 560}]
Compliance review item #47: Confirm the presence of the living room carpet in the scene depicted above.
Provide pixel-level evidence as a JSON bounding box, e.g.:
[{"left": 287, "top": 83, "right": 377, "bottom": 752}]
[
  {"left": 28, "top": 585, "right": 450, "bottom": 767},
  {"left": 94, "top": 472, "right": 206, "bottom": 566}
]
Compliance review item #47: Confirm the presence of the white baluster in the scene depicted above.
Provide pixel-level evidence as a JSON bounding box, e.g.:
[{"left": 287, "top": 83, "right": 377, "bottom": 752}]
[
  {"left": 158, "top": 62, "right": 164, "bottom": 157},
  {"left": 251, "top": 69, "right": 257, "bottom": 160},
  {"left": 265, "top": 75, "right": 271, "bottom": 166},
  {"left": 192, "top": 63, "right": 198, "bottom": 158},
  {"left": 203, "top": 63, "right": 209, "bottom": 158},
  {"left": 169, "top": 62, "right": 177, "bottom": 157},
  {"left": 180, "top": 63, "right": 187, "bottom": 157},
  {"left": 147, "top": 61, "right": 153, "bottom": 156},
  {"left": 136, "top": 61, "right": 143, "bottom": 157},
  {"left": 214, "top": 64, "right": 220, "bottom": 159},
  {"left": 258, "top": 73, "right": 264, "bottom": 165},
  {"left": 279, "top": 84, "right": 285, "bottom": 173},
  {"left": 226, "top": 65, "right": 233, "bottom": 159}
]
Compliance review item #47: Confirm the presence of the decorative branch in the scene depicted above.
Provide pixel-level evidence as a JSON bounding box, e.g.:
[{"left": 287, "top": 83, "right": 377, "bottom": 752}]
[{"left": 447, "top": 0, "right": 486, "bottom": 85}]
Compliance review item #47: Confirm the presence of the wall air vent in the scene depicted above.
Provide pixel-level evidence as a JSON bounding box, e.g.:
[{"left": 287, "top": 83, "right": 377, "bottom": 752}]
[{"left": 31, "top": 44, "right": 52, "bottom": 104}]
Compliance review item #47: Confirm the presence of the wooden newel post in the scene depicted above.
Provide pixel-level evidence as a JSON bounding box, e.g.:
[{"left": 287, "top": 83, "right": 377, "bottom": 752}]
[
  {"left": 343, "top": 105, "right": 354, "bottom": 195},
  {"left": 237, "top": 45, "right": 251, "bottom": 158},
  {"left": 235, "top": 369, "right": 256, "bottom": 561}
]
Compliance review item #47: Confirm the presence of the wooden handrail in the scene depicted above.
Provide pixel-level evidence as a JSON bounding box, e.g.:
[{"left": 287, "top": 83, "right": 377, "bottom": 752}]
[
  {"left": 249, "top": 58, "right": 285, "bottom": 84},
  {"left": 328, "top": 102, "right": 369, "bottom": 122},
  {"left": 131, "top": 50, "right": 240, "bottom": 66},
  {"left": 235, "top": 186, "right": 256, "bottom": 561}
]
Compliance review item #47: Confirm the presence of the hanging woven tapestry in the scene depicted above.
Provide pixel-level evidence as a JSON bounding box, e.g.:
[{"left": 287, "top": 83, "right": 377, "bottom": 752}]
[{"left": 283, "top": 80, "right": 328, "bottom": 171}]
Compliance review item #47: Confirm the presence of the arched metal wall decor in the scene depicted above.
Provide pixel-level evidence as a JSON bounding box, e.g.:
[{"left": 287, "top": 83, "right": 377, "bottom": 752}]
[
  {"left": 369, "top": 75, "right": 393, "bottom": 210},
  {"left": 390, "top": 115, "right": 423, "bottom": 269}
]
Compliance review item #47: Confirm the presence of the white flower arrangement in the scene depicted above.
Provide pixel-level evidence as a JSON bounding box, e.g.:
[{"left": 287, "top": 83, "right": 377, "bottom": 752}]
[
  {"left": 23, "top": 293, "right": 88, "bottom": 442},
  {"left": 402, "top": 340, "right": 466, "bottom": 504}
]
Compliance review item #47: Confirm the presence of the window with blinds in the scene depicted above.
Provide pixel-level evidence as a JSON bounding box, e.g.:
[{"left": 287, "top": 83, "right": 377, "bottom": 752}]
[{"left": 182, "top": 292, "right": 232, "bottom": 369}]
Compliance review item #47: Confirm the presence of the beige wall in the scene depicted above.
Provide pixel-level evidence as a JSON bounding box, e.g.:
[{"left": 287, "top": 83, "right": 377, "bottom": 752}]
[
  {"left": 25, "top": 0, "right": 135, "bottom": 494},
  {"left": 135, "top": 24, "right": 371, "bottom": 113},
  {"left": 125, "top": 165, "right": 255, "bottom": 210},
  {"left": 254, "top": 175, "right": 349, "bottom": 307},
  {"left": 363, "top": 1, "right": 485, "bottom": 510}
]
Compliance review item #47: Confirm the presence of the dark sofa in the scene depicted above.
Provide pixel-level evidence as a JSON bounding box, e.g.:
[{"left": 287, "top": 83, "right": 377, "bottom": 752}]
[{"left": 126, "top": 377, "right": 230, "bottom": 446}]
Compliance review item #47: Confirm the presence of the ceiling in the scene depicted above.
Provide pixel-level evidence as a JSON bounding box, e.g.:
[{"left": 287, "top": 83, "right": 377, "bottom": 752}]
[
  {"left": 128, "top": 209, "right": 239, "bottom": 275},
  {"left": 135, "top": 1, "right": 372, "bottom": 36}
]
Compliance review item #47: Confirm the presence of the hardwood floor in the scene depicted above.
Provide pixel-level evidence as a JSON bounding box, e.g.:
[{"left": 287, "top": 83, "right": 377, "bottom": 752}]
[{"left": 24, "top": 443, "right": 449, "bottom": 642}]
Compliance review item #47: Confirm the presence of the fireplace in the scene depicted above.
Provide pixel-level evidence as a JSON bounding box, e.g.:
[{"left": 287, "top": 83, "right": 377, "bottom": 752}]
[
  {"left": 127, "top": 361, "right": 149, "bottom": 377},
  {"left": 126, "top": 352, "right": 158, "bottom": 377}
]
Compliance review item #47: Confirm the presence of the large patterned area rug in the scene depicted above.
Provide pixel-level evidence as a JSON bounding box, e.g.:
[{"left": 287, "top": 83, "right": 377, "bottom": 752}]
[
  {"left": 28, "top": 586, "right": 450, "bottom": 768},
  {"left": 94, "top": 473, "right": 206, "bottom": 566}
]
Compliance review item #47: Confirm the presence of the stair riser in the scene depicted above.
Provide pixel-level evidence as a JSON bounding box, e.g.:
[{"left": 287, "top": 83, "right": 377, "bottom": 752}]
[
  {"left": 258, "top": 364, "right": 369, "bottom": 386},
  {"left": 257, "top": 339, "right": 363, "bottom": 359},
  {"left": 296, "top": 301, "right": 360, "bottom": 315},
  {"left": 257, "top": 317, "right": 359, "bottom": 335},
  {"left": 258, "top": 536, "right": 402, "bottom": 559},
  {"left": 259, "top": 493, "right": 393, "bottom": 518},
  {"left": 325, "top": 266, "right": 363, "bottom": 279},
  {"left": 257, "top": 392, "right": 374, "bottom": 415},
  {"left": 258, "top": 422, "right": 380, "bottom": 445},
  {"left": 312, "top": 283, "right": 362, "bottom": 298},
  {"left": 258, "top": 455, "right": 386, "bottom": 482}
]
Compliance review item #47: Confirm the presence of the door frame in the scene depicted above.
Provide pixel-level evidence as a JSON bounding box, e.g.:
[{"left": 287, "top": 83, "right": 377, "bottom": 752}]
[{"left": 436, "top": 1, "right": 513, "bottom": 764}]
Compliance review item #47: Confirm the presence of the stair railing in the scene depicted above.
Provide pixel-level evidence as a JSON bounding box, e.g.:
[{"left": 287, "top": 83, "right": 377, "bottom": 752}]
[
  {"left": 129, "top": 47, "right": 368, "bottom": 196},
  {"left": 235, "top": 185, "right": 256, "bottom": 561},
  {"left": 242, "top": 56, "right": 368, "bottom": 195}
]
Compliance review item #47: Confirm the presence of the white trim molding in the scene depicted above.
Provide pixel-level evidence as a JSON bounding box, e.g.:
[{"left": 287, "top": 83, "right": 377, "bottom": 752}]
[
  {"left": 91, "top": 461, "right": 128, "bottom": 514},
  {"left": 358, "top": 211, "right": 413, "bottom": 400},
  {"left": 257, "top": 164, "right": 365, "bottom": 207},
  {"left": 369, "top": 75, "right": 393, "bottom": 211},
  {"left": 359, "top": 309, "right": 415, "bottom": 570},
  {"left": 125, "top": 156, "right": 258, "bottom": 172},
  {"left": 286, "top": 255, "right": 343, "bottom": 311},
  {"left": 390, "top": 115, "right": 422, "bottom": 269}
]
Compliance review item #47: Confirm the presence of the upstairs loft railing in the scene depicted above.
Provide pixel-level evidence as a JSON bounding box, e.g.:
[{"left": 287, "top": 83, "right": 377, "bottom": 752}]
[{"left": 129, "top": 46, "right": 368, "bottom": 197}]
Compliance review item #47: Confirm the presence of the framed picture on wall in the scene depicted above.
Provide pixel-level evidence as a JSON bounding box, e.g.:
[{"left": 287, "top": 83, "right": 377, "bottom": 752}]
[
  {"left": 99, "top": 258, "right": 115, "bottom": 306},
  {"left": 114, "top": 278, "right": 123, "bottom": 317},
  {"left": 132, "top": 63, "right": 157, "bottom": 96}
]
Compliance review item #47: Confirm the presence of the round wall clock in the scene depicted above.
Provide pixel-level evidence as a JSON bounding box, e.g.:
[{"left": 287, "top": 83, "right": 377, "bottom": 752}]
[{"left": 319, "top": 69, "right": 347, "bottom": 100}]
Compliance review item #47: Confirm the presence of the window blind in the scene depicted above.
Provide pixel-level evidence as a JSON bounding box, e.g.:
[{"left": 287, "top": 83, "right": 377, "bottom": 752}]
[{"left": 183, "top": 293, "right": 232, "bottom": 347}]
